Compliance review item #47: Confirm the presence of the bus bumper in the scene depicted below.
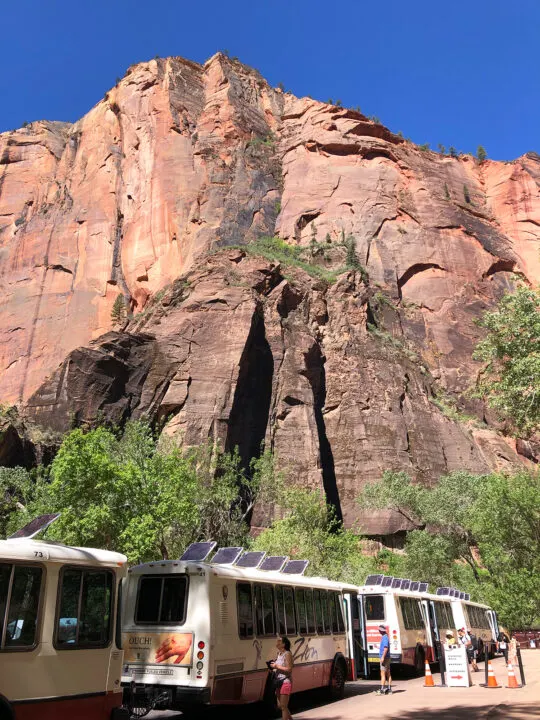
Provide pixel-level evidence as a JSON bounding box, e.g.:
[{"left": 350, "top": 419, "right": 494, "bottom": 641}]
[
  {"left": 174, "top": 687, "right": 211, "bottom": 706},
  {"left": 122, "top": 683, "right": 211, "bottom": 710}
]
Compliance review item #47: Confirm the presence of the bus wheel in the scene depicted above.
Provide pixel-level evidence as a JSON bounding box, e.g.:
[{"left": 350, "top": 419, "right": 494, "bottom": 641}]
[
  {"left": 328, "top": 658, "right": 347, "bottom": 700},
  {"left": 0, "top": 700, "right": 14, "bottom": 720},
  {"left": 414, "top": 647, "right": 425, "bottom": 676}
]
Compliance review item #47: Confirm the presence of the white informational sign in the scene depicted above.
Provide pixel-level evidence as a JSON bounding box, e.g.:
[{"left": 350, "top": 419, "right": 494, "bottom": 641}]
[{"left": 444, "top": 645, "right": 471, "bottom": 687}]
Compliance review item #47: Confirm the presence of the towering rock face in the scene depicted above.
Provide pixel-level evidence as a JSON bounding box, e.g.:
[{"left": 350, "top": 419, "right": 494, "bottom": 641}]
[{"left": 1, "top": 53, "right": 539, "bottom": 534}]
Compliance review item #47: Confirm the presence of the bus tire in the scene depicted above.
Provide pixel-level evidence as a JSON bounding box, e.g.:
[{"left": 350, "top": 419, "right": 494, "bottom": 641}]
[
  {"left": 328, "top": 656, "right": 347, "bottom": 700},
  {"left": 414, "top": 646, "right": 425, "bottom": 676},
  {"left": 0, "top": 698, "right": 14, "bottom": 720}
]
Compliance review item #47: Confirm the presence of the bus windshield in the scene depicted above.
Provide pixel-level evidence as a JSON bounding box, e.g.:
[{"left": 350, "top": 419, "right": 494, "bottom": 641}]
[
  {"left": 365, "top": 595, "right": 385, "bottom": 621},
  {"left": 136, "top": 575, "right": 188, "bottom": 624}
]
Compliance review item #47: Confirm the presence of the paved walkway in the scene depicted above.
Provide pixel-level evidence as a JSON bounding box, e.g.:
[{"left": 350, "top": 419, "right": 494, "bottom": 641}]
[
  {"left": 294, "top": 653, "right": 540, "bottom": 720},
  {"left": 150, "top": 652, "right": 539, "bottom": 719}
]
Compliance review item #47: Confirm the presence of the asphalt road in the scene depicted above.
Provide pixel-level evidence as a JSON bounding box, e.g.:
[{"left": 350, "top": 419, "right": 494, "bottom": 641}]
[{"left": 148, "top": 651, "right": 540, "bottom": 719}]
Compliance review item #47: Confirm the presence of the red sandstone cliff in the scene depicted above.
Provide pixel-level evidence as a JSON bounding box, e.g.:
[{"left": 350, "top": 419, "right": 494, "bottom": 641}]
[{"left": 1, "top": 53, "right": 539, "bottom": 535}]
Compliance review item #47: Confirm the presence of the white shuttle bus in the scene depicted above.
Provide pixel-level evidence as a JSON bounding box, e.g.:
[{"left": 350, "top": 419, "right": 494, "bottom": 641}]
[
  {"left": 358, "top": 575, "right": 498, "bottom": 672},
  {"left": 435, "top": 586, "right": 498, "bottom": 652},
  {"left": 0, "top": 516, "right": 128, "bottom": 720},
  {"left": 122, "top": 543, "right": 362, "bottom": 714}
]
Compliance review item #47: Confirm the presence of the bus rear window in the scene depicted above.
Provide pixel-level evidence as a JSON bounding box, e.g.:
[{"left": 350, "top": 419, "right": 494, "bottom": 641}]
[
  {"left": 136, "top": 576, "right": 188, "bottom": 625},
  {"left": 365, "top": 595, "right": 385, "bottom": 621}
]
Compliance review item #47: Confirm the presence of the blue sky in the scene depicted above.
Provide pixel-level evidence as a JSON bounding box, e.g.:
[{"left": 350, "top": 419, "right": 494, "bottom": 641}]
[{"left": 1, "top": 0, "right": 537, "bottom": 160}]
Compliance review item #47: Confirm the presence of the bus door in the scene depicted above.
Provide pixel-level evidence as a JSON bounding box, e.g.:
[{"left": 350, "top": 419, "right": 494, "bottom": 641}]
[
  {"left": 343, "top": 592, "right": 368, "bottom": 679},
  {"left": 425, "top": 600, "right": 441, "bottom": 661},
  {"left": 487, "top": 610, "right": 499, "bottom": 641},
  {"left": 357, "top": 594, "right": 369, "bottom": 678}
]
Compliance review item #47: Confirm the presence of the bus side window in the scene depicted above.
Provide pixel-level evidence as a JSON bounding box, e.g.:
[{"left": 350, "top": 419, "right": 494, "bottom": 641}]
[
  {"left": 326, "top": 591, "right": 337, "bottom": 634},
  {"left": 254, "top": 585, "right": 264, "bottom": 636},
  {"left": 237, "top": 583, "right": 254, "bottom": 638},
  {"left": 2, "top": 564, "right": 42, "bottom": 649},
  {"left": 261, "top": 584, "right": 275, "bottom": 636},
  {"left": 284, "top": 586, "right": 296, "bottom": 636},
  {"left": 305, "top": 589, "right": 316, "bottom": 635},
  {"left": 444, "top": 603, "right": 453, "bottom": 629},
  {"left": 296, "top": 588, "right": 308, "bottom": 635},
  {"left": 314, "top": 590, "right": 324, "bottom": 634},
  {"left": 335, "top": 593, "right": 345, "bottom": 633},
  {"left": 56, "top": 567, "right": 113, "bottom": 648},
  {"left": 275, "top": 585, "right": 286, "bottom": 635}
]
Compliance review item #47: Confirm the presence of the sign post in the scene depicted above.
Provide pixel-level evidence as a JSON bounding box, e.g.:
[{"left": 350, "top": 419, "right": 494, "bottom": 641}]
[{"left": 444, "top": 645, "right": 471, "bottom": 687}]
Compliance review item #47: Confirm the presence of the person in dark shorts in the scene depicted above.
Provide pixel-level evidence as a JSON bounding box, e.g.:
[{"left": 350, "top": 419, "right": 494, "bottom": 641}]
[{"left": 376, "top": 624, "right": 392, "bottom": 695}]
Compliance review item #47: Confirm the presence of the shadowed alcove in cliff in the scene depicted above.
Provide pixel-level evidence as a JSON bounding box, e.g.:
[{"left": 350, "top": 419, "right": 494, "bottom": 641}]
[{"left": 225, "top": 305, "right": 274, "bottom": 475}]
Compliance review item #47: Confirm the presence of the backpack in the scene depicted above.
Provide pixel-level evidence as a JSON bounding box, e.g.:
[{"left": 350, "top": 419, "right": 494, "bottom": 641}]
[{"left": 469, "top": 633, "right": 479, "bottom": 650}]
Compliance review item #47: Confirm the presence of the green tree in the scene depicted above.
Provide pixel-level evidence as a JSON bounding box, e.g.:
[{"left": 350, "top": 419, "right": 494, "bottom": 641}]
[
  {"left": 473, "top": 286, "right": 540, "bottom": 436},
  {"left": 12, "top": 422, "right": 279, "bottom": 563},
  {"left": 357, "top": 470, "right": 540, "bottom": 629},
  {"left": 449, "top": 146, "right": 459, "bottom": 158},
  {"left": 253, "top": 487, "right": 375, "bottom": 584},
  {"left": 110, "top": 294, "right": 126, "bottom": 325},
  {"left": 438, "top": 144, "right": 446, "bottom": 155},
  {"left": 0, "top": 466, "right": 34, "bottom": 538},
  {"left": 476, "top": 145, "right": 487, "bottom": 162}
]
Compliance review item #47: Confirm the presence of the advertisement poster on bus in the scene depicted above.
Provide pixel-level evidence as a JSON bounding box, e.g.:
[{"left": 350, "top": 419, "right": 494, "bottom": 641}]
[{"left": 124, "top": 632, "right": 193, "bottom": 666}]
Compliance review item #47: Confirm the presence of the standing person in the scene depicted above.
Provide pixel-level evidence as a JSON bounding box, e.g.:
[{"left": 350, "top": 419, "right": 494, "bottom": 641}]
[
  {"left": 376, "top": 624, "right": 392, "bottom": 695},
  {"left": 497, "top": 631, "right": 510, "bottom": 663},
  {"left": 458, "top": 628, "right": 478, "bottom": 671},
  {"left": 270, "top": 636, "right": 293, "bottom": 720},
  {"left": 509, "top": 635, "right": 518, "bottom": 667},
  {"left": 444, "top": 630, "right": 457, "bottom": 647}
]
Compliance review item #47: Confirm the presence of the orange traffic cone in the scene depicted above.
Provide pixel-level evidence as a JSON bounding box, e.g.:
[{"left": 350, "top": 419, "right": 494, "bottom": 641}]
[
  {"left": 486, "top": 661, "right": 500, "bottom": 688},
  {"left": 424, "top": 662, "right": 435, "bottom": 687},
  {"left": 506, "top": 663, "right": 521, "bottom": 689}
]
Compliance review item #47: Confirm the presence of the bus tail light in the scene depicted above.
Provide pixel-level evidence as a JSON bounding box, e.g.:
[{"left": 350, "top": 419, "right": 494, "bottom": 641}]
[
  {"left": 198, "top": 641, "right": 205, "bottom": 649},
  {"left": 197, "top": 651, "right": 204, "bottom": 660}
]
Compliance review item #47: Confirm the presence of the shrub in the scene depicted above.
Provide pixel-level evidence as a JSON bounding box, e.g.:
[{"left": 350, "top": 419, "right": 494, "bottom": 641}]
[
  {"left": 419, "top": 143, "right": 430, "bottom": 151},
  {"left": 438, "top": 144, "right": 446, "bottom": 155},
  {"left": 449, "top": 146, "right": 459, "bottom": 158},
  {"left": 444, "top": 183, "right": 451, "bottom": 200},
  {"left": 463, "top": 184, "right": 471, "bottom": 204}
]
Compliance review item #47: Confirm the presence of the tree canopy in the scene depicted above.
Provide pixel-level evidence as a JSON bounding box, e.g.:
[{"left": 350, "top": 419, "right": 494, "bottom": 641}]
[
  {"left": 474, "top": 286, "right": 540, "bottom": 436},
  {"left": 357, "top": 469, "right": 540, "bottom": 629},
  {"left": 5, "top": 421, "right": 279, "bottom": 564}
]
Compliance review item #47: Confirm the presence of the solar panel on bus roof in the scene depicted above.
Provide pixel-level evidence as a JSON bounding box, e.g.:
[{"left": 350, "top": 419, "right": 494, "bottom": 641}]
[
  {"left": 282, "top": 560, "right": 309, "bottom": 575},
  {"left": 8, "top": 513, "right": 60, "bottom": 539},
  {"left": 436, "top": 587, "right": 449, "bottom": 595},
  {"left": 180, "top": 541, "right": 217, "bottom": 562},
  {"left": 464, "top": 593, "right": 470, "bottom": 601},
  {"left": 211, "top": 547, "right": 243, "bottom": 565},
  {"left": 365, "top": 574, "right": 384, "bottom": 585},
  {"left": 401, "top": 579, "right": 411, "bottom": 590},
  {"left": 451, "top": 589, "right": 459, "bottom": 598},
  {"left": 410, "top": 581, "right": 420, "bottom": 592},
  {"left": 459, "top": 592, "right": 465, "bottom": 600},
  {"left": 235, "top": 551, "right": 266, "bottom": 568},
  {"left": 381, "top": 576, "right": 394, "bottom": 587},
  {"left": 418, "top": 582, "right": 428, "bottom": 592},
  {"left": 391, "top": 578, "right": 402, "bottom": 589},
  {"left": 260, "top": 556, "right": 288, "bottom": 572}
]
